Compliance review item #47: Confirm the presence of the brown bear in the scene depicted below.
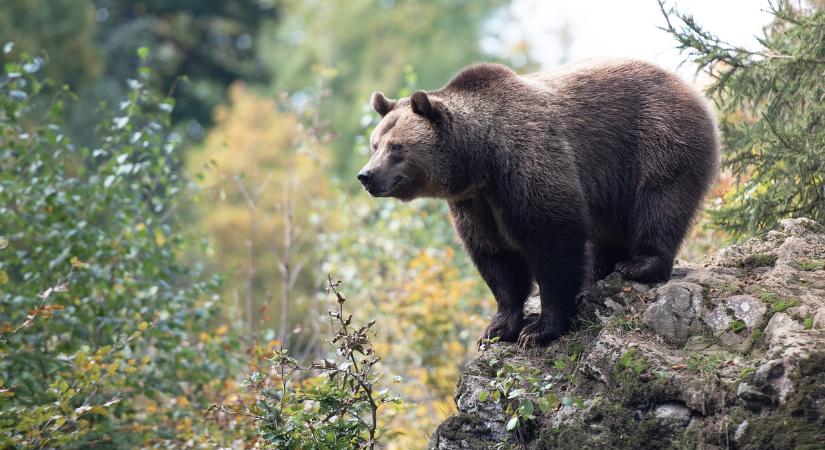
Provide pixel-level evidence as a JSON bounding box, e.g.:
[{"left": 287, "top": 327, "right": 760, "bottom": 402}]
[{"left": 358, "top": 59, "right": 719, "bottom": 347}]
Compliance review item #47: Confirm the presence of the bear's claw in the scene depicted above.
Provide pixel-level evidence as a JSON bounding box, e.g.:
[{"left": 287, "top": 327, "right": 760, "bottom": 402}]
[
  {"left": 478, "top": 312, "right": 523, "bottom": 348},
  {"left": 516, "top": 316, "right": 565, "bottom": 348}
]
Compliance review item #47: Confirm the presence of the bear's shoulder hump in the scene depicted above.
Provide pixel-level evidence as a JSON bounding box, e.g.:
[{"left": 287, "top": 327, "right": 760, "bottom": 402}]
[{"left": 446, "top": 63, "right": 516, "bottom": 92}]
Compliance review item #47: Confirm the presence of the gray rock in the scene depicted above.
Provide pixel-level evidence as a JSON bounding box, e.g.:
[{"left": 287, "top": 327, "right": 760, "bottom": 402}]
[
  {"left": 653, "top": 401, "right": 692, "bottom": 427},
  {"left": 728, "top": 295, "right": 767, "bottom": 327},
  {"left": 754, "top": 358, "right": 796, "bottom": 404},
  {"left": 737, "top": 382, "right": 776, "bottom": 408},
  {"left": 702, "top": 294, "right": 767, "bottom": 347},
  {"left": 430, "top": 218, "right": 825, "bottom": 450},
  {"left": 765, "top": 312, "right": 804, "bottom": 347},
  {"left": 734, "top": 420, "right": 749, "bottom": 442},
  {"left": 642, "top": 281, "right": 703, "bottom": 346}
]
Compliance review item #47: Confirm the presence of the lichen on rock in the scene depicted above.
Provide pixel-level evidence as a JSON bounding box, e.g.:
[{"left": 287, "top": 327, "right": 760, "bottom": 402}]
[{"left": 428, "top": 218, "right": 825, "bottom": 449}]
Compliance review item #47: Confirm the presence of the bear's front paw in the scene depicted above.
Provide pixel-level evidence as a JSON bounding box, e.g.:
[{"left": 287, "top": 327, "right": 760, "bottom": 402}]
[
  {"left": 516, "top": 315, "right": 567, "bottom": 348},
  {"left": 478, "top": 312, "right": 523, "bottom": 348}
]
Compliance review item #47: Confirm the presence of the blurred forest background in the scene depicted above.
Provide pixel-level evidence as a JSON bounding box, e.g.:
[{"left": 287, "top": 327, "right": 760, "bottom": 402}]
[{"left": 1, "top": 0, "right": 822, "bottom": 448}]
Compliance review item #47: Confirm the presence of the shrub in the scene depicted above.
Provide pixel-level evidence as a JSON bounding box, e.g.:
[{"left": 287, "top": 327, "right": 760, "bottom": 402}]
[
  {"left": 0, "top": 47, "right": 237, "bottom": 448},
  {"left": 213, "top": 277, "right": 400, "bottom": 449}
]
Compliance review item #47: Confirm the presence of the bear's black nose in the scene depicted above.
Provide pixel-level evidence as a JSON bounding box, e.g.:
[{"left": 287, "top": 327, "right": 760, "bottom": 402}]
[{"left": 357, "top": 170, "right": 373, "bottom": 188}]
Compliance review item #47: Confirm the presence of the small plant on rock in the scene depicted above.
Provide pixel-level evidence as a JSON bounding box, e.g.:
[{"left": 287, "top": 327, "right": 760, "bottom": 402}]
[{"left": 478, "top": 340, "right": 584, "bottom": 446}]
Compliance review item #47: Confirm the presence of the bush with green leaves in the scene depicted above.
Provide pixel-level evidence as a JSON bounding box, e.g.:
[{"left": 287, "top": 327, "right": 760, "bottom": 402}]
[
  {"left": 214, "top": 277, "right": 400, "bottom": 449},
  {"left": 0, "top": 47, "right": 238, "bottom": 448},
  {"left": 660, "top": 0, "right": 825, "bottom": 236}
]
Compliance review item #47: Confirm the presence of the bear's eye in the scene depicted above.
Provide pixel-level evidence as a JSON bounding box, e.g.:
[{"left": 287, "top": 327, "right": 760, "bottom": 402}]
[{"left": 390, "top": 143, "right": 403, "bottom": 153}]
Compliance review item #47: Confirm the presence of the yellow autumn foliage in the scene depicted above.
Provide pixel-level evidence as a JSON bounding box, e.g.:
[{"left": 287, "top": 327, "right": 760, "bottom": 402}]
[
  {"left": 371, "top": 247, "right": 490, "bottom": 449},
  {"left": 187, "top": 82, "right": 332, "bottom": 332}
]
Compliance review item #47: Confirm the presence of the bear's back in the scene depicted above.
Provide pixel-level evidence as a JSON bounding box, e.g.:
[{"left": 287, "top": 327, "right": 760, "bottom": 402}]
[{"left": 525, "top": 58, "right": 717, "bottom": 166}]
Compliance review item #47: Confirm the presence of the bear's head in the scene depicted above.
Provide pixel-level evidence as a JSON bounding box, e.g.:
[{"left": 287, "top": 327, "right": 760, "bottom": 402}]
[{"left": 357, "top": 90, "right": 451, "bottom": 201}]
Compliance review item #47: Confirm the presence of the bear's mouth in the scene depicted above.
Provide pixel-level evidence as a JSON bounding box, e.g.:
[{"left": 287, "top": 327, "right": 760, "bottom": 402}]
[{"left": 369, "top": 176, "right": 403, "bottom": 197}]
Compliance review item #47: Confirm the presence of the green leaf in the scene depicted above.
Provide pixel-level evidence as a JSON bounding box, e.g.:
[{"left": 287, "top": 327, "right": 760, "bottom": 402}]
[
  {"left": 137, "top": 47, "right": 149, "bottom": 60},
  {"left": 519, "top": 399, "right": 534, "bottom": 417},
  {"left": 506, "top": 415, "right": 519, "bottom": 431},
  {"left": 478, "top": 390, "right": 489, "bottom": 402},
  {"left": 553, "top": 359, "right": 567, "bottom": 370},
  {"left": 507, "top": 388, "right": 526, "bottom": 399},
  {"left": 538, "top": 393, "right": 559, "bottom": 412}
]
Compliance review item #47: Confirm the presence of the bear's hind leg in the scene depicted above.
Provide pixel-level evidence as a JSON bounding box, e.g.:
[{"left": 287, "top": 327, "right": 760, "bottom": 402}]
[{"left": 616, "top": 182, "right": 699, "bottom": 283}]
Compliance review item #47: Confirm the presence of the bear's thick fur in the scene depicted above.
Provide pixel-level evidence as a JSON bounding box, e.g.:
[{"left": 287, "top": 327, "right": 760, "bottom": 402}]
[{"left": 359, "top": 59, "right": 719, "bottom": 346}]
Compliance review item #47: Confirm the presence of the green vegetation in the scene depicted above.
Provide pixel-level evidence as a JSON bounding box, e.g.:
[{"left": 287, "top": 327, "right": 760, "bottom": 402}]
[
  {"left": 0, "top": 49, "right": 237, "bottom": 448},
  {"left": 661, "top": 1, "right": 825, "bottom": 237},
  {"left": 803, "top": 315, "right": 814, "bottom": 330},
  {"left": 618, "top": 349, "right": 650, "bottom": 375},
  {"left": 799, "top": 259, "right": 825, "bottom": 271},
  {"left": 761, "top": 292, "right": 800, "bottom": 313},
  {"left": 212, "top": 278, "right": 399, "bottom": 449},
  {"left": 730, "top": 319, "right": 747, "bottom": 333},
  {"left": 477, "top": 341, "right": 585, "bottom": 444},
  {"left": 685, "top": 352, "right": 726, "bottom": 374},
  {"left": 0, "top": 0, "right": 276, "bottom": 141}
]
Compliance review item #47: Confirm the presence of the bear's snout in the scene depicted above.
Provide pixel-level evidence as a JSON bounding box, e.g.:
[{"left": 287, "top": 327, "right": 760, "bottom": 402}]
[{"left": 357, "top": 169, "right": 375, "bottom": 190}]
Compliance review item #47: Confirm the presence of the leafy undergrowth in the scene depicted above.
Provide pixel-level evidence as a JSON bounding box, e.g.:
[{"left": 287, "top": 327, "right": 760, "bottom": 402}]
[{"left": 210, "top": 277, "right": 401, "bottom": 449}]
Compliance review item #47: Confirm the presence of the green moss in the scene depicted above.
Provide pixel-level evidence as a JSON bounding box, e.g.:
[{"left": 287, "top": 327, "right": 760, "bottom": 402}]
[
  {"left": 739, "top": 367, "right": 756, "bottom": 379},
  {"left": 798, "top": 259, "right": 825, "bottom": 271},
  {"left": 740, "top": 253, "right": 778, "bottom": 269},
  {"left": 730, "top": 319, "right": 747, "bottom": 333},
  {"left": 737, "top": 353, "right": 825, "bottom": 449},
  {"left": 744, "top": 329, "right": 765, "bottom": 354},
  {"left": 760, "top": 292, "right": 800, "bottom": 313},
  {"left": 618, "top": 349, "right": 649, "bottom": 375},
  {"left": 530, "top": 398, "right": 674, "bottom": 450},
  {"left": 803, "top": 314, "right": 814, "bottom": 330},
  {"left": 703, "top": 282, "right": 741, "bottom": 300}
]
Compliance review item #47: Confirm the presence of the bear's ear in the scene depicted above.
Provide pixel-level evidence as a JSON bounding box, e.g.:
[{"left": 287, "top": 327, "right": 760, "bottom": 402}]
[
  {"left": 410, "top": 90, "right": 446, "bottom": 125},
  {"left": 371, "top": 91, "right": 396, "bottom": 117}
]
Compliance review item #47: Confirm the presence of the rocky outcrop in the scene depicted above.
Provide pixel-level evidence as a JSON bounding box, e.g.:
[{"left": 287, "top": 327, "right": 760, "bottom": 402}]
[{"left": 429, "top": 218, "right": 825, "bottom": 450}]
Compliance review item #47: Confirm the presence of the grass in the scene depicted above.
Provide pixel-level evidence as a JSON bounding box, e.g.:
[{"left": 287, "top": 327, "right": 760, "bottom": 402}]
[
  {"left": 760, "top": 292, "right": 800, "bottom": 313},
  {"left": 685, "top": 352, "right": 726, "bottom": 374},
  {"left": 740, "top": 253, "right": 778, "bottom": 269},
  {"left": 798, "top": 259, "right": 824, "bottom": 271},
  {"left": 739, "top": 367, "right": 756, "bottom": 379}
]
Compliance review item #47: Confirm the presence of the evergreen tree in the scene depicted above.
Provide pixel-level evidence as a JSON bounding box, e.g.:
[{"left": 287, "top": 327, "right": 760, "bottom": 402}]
[{"left": 660, "top": 0, "right": 825, "bottom": 237}]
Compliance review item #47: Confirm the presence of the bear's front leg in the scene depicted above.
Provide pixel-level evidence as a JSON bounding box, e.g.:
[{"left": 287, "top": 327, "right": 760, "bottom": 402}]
[
  {"left": 471, "top": 249, "right": 533, "bottom": 344},
  {"left": 449, "top": 199, "right": 534, "bottom": 345},
  {"left": 517, "top": 226, "right": 586, "bottom": 348}
]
